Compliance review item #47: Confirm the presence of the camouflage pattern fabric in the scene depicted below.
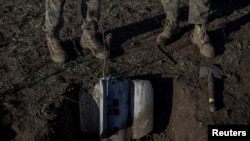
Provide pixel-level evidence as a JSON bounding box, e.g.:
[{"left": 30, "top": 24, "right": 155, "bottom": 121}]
[
  {"left": 45, "top": 0, "right": 210, "bottom": 36},
  {"left": 45, "top": 0, "right": 100, "bottom": 37},
  {"left": 188, "top": 0, "right": 210, "bottom": 24},
  {"left": 160, "top": 0, "right": 210, "bottom": 24}
]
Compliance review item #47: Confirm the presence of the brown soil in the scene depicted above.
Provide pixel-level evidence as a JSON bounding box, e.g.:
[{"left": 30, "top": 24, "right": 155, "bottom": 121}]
[{"left": 0, "top": 0, "right": 250, "bottom": 141}]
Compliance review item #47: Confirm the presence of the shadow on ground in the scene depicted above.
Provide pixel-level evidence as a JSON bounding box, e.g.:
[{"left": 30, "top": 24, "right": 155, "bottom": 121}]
[
  {"left": 48, "top": 83, "right": 99, "bottom": 141},
  {"left": 210, "top": 13, "right": 250, "bottom": 56},
  {"left": 0, "top": 105, "right": 17, "bottom": 141}
]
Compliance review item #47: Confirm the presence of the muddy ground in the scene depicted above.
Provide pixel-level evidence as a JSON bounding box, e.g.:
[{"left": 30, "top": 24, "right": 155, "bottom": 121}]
[{"left": 0, "top": 0, "right": 250, "bottom": 141}]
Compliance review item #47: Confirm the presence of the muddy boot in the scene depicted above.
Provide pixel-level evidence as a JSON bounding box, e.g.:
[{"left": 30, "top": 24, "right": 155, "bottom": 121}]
[
  {"left": 46, "top": 36, "right": 68, "bottom": 63},
  {"left": 157, "top": 20, "right": 180, "bottom": 46},
  {"left": 80, "top": 21, "right": 107, "bottom": 60},
  {"left": 191, "top": 24, "right": 215, "bottom": 58}
]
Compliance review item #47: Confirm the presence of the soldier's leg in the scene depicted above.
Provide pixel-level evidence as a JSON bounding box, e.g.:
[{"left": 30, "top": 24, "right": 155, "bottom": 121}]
[
  {"left": 45, "top": 0, "right": 68, "bottom": 62},
  {"left": 189, "top": 0, "right": 215, "bottom": 58},
  {"left": 157, "top": 0, "right": 180, "bottom": 46},
  {"left": 80, "top": 0, "right": 107, "bottom": 60}
]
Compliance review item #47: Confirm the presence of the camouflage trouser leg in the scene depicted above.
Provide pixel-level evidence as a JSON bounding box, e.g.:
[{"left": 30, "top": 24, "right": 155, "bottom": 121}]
[
  {"left": 45, "top": 0, "right": 100, "bottom": 37},
  {"left": 160, "top": 0, "right": 180, "bottom": 22},
  {"left": 45, "top": 0, "right": 65, "bottom": 38},
  {"left": 188, "top": 0, "right": 210, "bottom": 24},
  {"left": 81, "top": 0, "right": 100, "bottom": 30},
  {"left": 160, "top": 0, "right": 210, "bottom": 24},
  {"left": 82, "top": 0, "right": 100, "bottom": 23}
]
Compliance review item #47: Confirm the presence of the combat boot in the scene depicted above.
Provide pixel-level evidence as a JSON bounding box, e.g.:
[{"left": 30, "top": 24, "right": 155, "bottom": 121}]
[
  {"left": 191, "top": 24, "right": 215, "bottom": 58},
  {"left": 157, "top": 19, "right": 180, "bottom": 46},
  {"left": 46, "top": 36, "right": 68, "bottom": 63},
  {"left": 80, "top": 21, "right": 107, "bottom": 60}
]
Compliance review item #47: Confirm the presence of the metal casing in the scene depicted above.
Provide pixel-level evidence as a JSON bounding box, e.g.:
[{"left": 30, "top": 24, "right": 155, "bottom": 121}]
[{"left": 99, "top": 78, "right": 153, "bottom": 140}]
